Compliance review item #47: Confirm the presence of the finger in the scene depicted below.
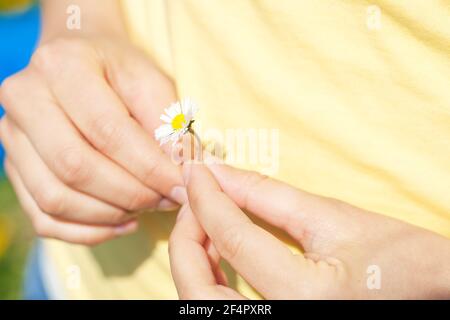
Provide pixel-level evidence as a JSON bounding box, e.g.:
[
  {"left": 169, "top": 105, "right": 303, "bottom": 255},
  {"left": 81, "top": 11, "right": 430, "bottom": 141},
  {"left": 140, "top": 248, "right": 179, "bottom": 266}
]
[
  {"left": 4, "top": 160, "right": 137, "bottom": 246},
  {"left": 0, "top": 118, "right": 135, "bottom": 225},
  {"left": 36, "top": 52, "right": 183, "bottom": 202},
  {"left": 104, "top": 46, "right": 175, "bottom": 133},
  {"left": 170, "top": 205, "right": 241, "bottom": 299},
  {"left": 205, "top": 156, "right": 329, "bottom": 244},
  {"left": 1, "top": 70, "right": 160, "bottom": 211},
  {"left": 105, "top": 47, "right": 185, "bottom": 163},
  {"left": 205, "top": 238, "right": 228, "bottom": 286},
  {"left": 169, "top": 205, "right": 215, "bottom": 291},
  {"left": 156, "top": 197, "right": 180, "bottom": 211},
  {"left": 185, "top": 162, "right": 304, "bottom": 298}
]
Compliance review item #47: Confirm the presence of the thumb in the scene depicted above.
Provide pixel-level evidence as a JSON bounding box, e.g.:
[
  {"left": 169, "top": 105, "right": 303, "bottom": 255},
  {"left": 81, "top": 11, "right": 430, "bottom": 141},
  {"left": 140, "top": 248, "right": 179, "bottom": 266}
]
[{"left": 204, "top": 157, "right": 328, "bottom": 243}]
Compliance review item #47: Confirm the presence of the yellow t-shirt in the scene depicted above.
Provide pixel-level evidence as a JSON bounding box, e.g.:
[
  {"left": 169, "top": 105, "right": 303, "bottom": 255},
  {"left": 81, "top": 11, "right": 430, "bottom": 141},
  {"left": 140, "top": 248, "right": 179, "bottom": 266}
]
[{"left": 43, "top": 0, "right": 450, "bottom": 299}]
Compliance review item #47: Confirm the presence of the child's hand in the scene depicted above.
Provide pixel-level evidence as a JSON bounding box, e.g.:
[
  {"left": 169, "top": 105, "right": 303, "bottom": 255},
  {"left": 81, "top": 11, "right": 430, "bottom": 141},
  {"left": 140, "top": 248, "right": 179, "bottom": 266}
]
[
  {"left": 0, "top": 36, "right": 185, "bottom": 245},
  {"left": 169, "top": 161, "right": 450, "bottom": 299}
]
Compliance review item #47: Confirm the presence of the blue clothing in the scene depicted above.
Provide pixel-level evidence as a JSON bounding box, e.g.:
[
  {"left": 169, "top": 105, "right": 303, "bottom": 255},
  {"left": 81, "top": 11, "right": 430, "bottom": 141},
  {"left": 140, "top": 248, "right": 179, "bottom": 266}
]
[
  {"left": 23, "top": 241, "right": 49, "bottom": 300},
  {"left": 0, "top": 3, "right": 41, "bottom": 171}
]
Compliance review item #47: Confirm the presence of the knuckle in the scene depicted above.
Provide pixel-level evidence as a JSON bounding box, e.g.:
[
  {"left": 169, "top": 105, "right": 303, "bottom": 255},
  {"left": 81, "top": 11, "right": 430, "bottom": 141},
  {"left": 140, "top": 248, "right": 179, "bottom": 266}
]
[
  {"left": 34, "top": 186, "right": 64, "bottom": 216},
  {"left": 218, "top": 223, "right": 247, "bottom": 261},
  {"left": 31, "top": 38, "right": 91, "bottom": 75},
  {"left": 117, "top": 76, "right": 145, "bottom": 105},
  {"left": 1, "top": 72, "right": 50, "bottom": 123},
  {"left": 31, "top": 42, "right": 64, "bottom": 74},
  {"left": 0, "top": 75, "right": 22, "bottom": 107},
  {"left": 31, "top": 43, "right": 52, "bottom": 67},
  {"left": 53, "top": 146, "right": 90, "bottom": 186},
  {"left": 88, "top": 116, "right": 126, "bottom": 154},
  {"left": 115, "top": 67, "right": 175, "bottom": 110}
]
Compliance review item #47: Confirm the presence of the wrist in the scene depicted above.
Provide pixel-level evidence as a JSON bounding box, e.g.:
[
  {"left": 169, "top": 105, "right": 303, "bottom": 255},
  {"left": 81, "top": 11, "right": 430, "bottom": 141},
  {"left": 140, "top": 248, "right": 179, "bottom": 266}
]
[
  {"left": 39, "top": 0, "right": 128, "bottom": 44},
  {"left": 433, "top": 247, "right": 450, "bottom": 298},
  {"left": 40, "top": 16, "right": 128, "bottom": 45},
  {"left": 423, "top": 234, "right": 450, "bottom": 298},
  {"left": 39, "top": 25, "right": 128, "bottom": 46}
]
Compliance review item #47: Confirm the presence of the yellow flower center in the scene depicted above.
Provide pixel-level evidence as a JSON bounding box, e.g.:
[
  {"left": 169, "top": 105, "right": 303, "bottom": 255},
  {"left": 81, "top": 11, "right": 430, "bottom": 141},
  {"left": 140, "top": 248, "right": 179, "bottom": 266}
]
[{"left": 171, "top": 114, "right": 186, "bottom": 130}]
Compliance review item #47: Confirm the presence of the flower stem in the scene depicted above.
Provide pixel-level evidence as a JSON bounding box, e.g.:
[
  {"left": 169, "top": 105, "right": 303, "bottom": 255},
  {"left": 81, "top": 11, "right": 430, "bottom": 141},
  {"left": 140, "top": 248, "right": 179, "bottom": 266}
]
[{"left": 188, "top": 128, "right": 202, "bottom": 161}]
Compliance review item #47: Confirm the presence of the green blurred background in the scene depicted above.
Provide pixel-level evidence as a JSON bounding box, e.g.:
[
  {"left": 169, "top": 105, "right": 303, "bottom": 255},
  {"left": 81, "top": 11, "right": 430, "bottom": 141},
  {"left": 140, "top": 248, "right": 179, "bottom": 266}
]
[
  {"left": 0, "top": 0, "right": 40, "bottom": 299},
  {"left": 0, "top": 180, "right": 33, "bottom": 299}
]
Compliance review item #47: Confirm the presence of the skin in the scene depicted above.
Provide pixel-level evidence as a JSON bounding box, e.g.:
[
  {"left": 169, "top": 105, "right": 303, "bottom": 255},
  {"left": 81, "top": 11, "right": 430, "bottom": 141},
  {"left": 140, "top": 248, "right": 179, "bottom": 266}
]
[
  {"left": 0, "top": 1, "right": 448, "bottom": 298},
  {"left": 0, "top": 0, "right": 186, "bottom": 245},
  {"left": 169, "top": 159, "right": 450, "bottom": 299}
]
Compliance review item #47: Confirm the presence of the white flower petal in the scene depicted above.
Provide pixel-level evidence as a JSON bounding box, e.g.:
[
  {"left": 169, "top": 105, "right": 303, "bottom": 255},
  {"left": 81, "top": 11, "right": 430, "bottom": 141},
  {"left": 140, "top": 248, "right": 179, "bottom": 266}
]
[
  {"left": 180, "top": 100, "right": 186, "bottom": 114},
  {"left": 184, "top": 113, "right": 193, "bottom": 123},
  {"left": 160, "top": 135, "right": 173, "bottom": 146},
  {"left": 155, "top": 98, "right": 199, "bottom": 146},
  {"left": 160, "top": 114, "right": 172, "bottom": 123},
  {"left": 177, "top": 102, "right": 183, "bottom": 114},
  {"left": 169, "top": 131, "right": 183, "bottom": 145},
  {"left": 165, "top": 104, "right": 178, "bottom": 118},
  {"left": 184, "top": 98, "right": 198, "bottom": 118},
  {"left": 154, "top": 124, "right": 173, "bottom": 140}
]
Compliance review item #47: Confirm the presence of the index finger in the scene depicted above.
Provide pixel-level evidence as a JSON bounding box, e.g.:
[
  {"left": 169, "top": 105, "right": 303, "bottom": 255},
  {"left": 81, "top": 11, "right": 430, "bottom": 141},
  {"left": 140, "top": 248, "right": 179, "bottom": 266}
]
[
  {"left": 169, "top": 205, "right": 244, "bottom": 300},
  {"left": 35, "top": 53, "right": 183, "bottom": 201},
  {"left": 185, "top": 162, "right": 304, "bottom": 298}
]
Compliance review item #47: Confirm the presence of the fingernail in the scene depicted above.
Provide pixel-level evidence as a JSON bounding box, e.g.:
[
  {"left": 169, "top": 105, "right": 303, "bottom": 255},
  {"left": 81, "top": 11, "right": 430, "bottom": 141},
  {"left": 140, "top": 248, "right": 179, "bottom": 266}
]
[
  {"left": 182, "top": 161, "right": 192, "bottom": 185},
  {"left": 157, "top": 198, "right": 180, "bottom": 211},
  {"left": 170, "top": 186, "right": 188, "bottom": 204},
  {"left": 115, "top": 220, "right": 138, "bottom": 236}
]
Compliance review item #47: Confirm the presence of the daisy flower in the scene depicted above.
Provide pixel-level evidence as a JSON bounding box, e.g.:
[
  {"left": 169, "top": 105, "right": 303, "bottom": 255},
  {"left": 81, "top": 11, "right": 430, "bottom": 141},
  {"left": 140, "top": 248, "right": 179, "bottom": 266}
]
[{"left": 154, "top": 98, "right": 198, "bottom": 146}]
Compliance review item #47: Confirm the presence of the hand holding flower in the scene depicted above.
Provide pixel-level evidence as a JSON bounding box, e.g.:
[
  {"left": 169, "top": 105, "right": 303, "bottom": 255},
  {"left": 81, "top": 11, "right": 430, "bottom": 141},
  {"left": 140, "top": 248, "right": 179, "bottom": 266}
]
[{"left": 169, "top": 160, "right": 450, "bottom": 299}]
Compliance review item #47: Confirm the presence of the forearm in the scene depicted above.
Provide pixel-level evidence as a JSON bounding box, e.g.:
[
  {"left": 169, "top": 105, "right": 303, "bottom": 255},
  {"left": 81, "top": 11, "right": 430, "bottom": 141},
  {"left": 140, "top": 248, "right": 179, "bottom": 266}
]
[
  {"left": 432, "top": 237, "right": 450, "bottom": 298},
  {"left": 40, "top": 0, "right": 127, "bottom": 43}
]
